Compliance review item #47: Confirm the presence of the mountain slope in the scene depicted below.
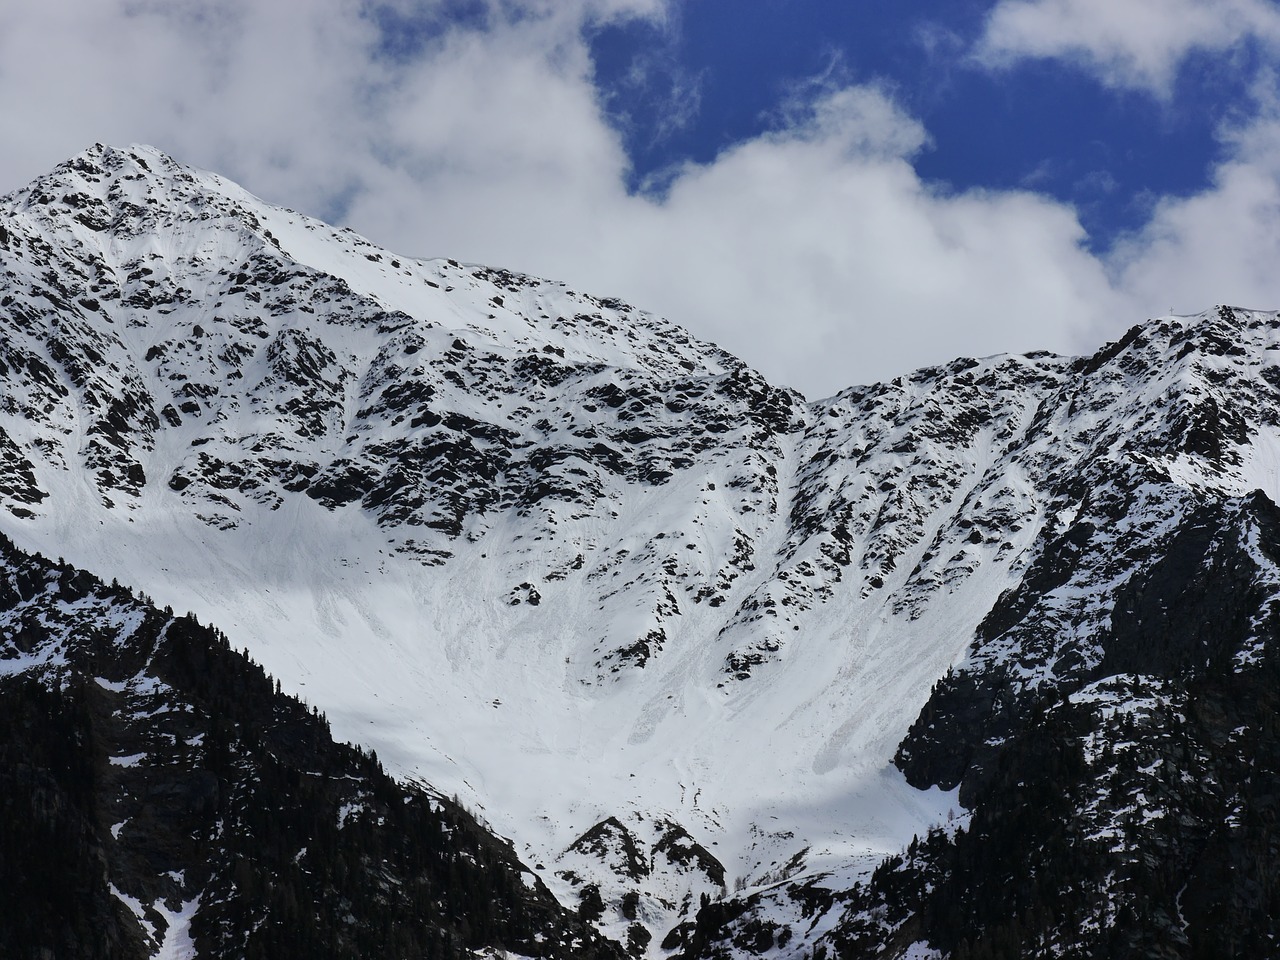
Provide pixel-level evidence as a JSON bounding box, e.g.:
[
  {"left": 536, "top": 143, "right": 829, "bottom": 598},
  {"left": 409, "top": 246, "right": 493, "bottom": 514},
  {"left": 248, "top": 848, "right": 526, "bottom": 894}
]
[
  {"left": 3, "top": 145, "right": 1280, "bottom": 956},
  {"left": 675, "top": 489, "right": 1280, "bottom": 958},
  {"left": 0, "top": 144, "right": 974, "bottom": 937},
  {"left": 0, "top": 531, "right": 622, "bottom": 960}
]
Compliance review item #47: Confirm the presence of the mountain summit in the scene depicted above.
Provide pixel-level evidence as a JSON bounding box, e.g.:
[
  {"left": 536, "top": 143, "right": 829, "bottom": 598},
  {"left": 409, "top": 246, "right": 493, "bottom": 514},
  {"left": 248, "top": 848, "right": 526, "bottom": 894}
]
[{"left": 3, "top": 145, "right": 1278, "bottom": 957}]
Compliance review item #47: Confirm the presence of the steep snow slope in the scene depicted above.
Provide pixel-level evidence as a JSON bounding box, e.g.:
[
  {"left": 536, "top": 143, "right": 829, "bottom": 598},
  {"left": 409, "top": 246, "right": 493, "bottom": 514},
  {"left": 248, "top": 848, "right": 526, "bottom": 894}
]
[
  {"left": 0, "top": 146, "right": 969, "bottom": 937},
  {"left": 4, "top": 145, "right": 1280, "bottom": 952},
  {"left": 0, "top": 532, "right": 623, "bottom": 960}
]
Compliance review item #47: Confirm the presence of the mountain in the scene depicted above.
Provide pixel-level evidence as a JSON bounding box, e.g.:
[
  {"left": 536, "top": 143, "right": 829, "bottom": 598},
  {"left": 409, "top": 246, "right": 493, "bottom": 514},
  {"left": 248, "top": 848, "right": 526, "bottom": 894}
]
[{"left": 1, "top": 144, "right": 1278, "bottom": 957}]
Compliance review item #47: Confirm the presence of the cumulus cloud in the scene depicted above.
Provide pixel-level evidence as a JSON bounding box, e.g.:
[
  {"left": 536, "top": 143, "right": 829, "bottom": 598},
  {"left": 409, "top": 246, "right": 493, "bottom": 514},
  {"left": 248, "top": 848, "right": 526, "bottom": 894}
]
[
  {"left": 1, "top": 0, "right": 1279, "bottom": 397},
  {"left": 977, "top": 0, "right": 1280, "bottom": 93},
  {"left": 0, "top": 0, "right": 388, "bottom": 217},
  {"left": 970, "top": 0, "right": 1280, "bottom": 351},
  {"left": 347, "top": 68, "right": 1122, "bottom": 394},
  {"left": 1108, "top": 81, "right": 1280, "bottom": 319}
]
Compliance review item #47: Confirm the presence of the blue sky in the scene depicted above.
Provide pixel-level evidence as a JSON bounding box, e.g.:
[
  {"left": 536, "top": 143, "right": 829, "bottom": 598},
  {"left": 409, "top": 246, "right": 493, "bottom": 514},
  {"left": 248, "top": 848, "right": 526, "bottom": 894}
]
[
  {"left": 589, "top": 0, "right": 1246, "bottom": 246},
  {"left": 2, "top": 0, "right": 1280, "bottom": 397}
]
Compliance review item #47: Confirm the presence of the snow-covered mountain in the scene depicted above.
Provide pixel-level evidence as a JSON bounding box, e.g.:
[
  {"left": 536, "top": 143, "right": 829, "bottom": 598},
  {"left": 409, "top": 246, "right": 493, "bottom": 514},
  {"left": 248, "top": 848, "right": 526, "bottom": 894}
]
[{"left": 3, "top": 145, "right": 1279, "bottom": 957}]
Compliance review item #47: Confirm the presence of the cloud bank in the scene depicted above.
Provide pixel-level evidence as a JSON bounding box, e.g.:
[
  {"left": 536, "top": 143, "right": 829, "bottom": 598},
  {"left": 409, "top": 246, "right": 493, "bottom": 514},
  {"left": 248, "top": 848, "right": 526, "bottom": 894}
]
[{"left": 2, "top": 0, "right": 1279, "bottom": 397}]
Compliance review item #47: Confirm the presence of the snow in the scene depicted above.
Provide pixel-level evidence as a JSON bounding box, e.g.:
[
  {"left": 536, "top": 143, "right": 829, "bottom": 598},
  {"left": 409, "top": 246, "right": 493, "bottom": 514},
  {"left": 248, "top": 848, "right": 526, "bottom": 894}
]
[
  {"left": 0, "top": 648, "right": 61, "bottom": 677},
  {"left": 6, "top": 147, "right": 1280, "bottom": 956},
  {"left": 337, "top": 802, "right": 362, "bottom": 828},
  {"left": 153, "top": 896, "right": 201, "bottom": 960},
  {"left": 111, "top": 877, "right": 199, "bottom": 959},
  {"left": 901, "top": 943, "right": 944, "bottom": 960},
  {"left": 11, "top": 464, "right": 971, "bottom": 912}
]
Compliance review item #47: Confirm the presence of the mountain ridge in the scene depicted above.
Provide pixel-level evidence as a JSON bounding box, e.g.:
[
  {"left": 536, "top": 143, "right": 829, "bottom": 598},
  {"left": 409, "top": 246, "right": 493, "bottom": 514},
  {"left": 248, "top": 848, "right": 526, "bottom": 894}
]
[{"left": 3, "top": 144, "right": 1279, "bottom": 957}]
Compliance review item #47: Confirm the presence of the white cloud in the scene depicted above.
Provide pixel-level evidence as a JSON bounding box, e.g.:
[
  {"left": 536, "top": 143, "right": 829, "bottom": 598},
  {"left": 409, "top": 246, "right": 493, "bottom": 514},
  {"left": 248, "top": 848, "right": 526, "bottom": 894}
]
[
  {"left": 1, "top": 0, "right": 1279, "bottom": 397},
  {"left": 977, "top": 0, "right": 1280, "bottom": 93},
  {"left": 1115, "top": 159, "right": 1280, "bottom": 312},
  {"left": 0, "top": 0, "right": 389, "bottom": 216},
  {"left": 347, "top": 71, "right": 1124, "bottom": 394},
  {"left": 1108, "top": 87, "right": 1280, "bottom": 320}
]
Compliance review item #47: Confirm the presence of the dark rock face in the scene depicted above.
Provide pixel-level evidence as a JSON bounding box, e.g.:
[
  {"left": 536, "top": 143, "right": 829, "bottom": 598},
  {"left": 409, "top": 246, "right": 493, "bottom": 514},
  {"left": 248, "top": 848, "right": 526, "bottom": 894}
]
[
  {"left": 566, "top": 818, "right": 652, "bottom": 884},
  {"left": 896, "top": 492, "right": 1280, "bottom": 807},
  {"left": 891, "top": 308, "right": 1280, "bottom": 808},
  {"left": 0, "top": 533, "right": 623, "bottom": 960},
  {"left": 820, "top": 660, "right": 1280, "bottom": 959},
  {"left": 868, "top": 328, "right": 1280, "bottom": 956},
  {"left": 0, "top": 425, "right": 46, "bottom": 514}
]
